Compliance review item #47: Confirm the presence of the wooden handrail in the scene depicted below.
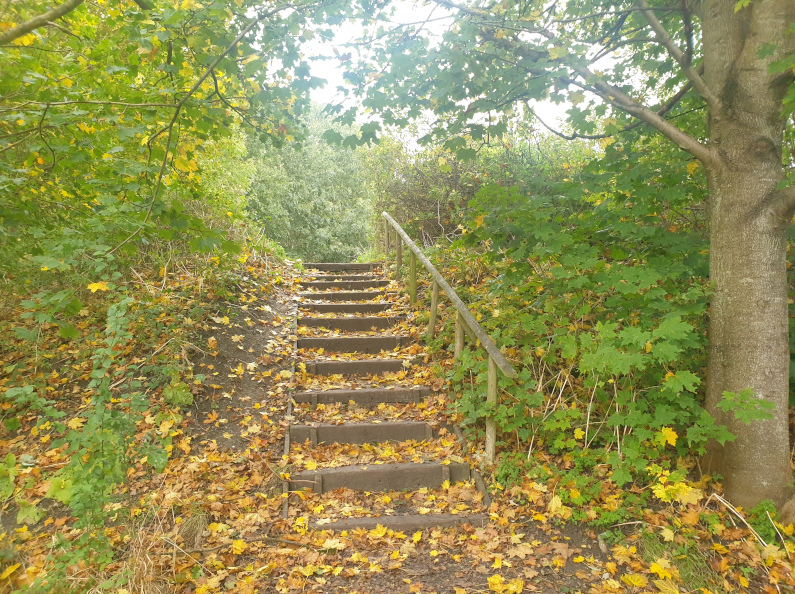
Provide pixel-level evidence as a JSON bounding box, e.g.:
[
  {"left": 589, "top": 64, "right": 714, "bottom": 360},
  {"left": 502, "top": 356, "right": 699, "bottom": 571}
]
[
  {"left": 383, "top": 212, "right": 517, "bottom": 377},
  {"left": 382, "top": 212, "right": 518, "bottom": 465}
]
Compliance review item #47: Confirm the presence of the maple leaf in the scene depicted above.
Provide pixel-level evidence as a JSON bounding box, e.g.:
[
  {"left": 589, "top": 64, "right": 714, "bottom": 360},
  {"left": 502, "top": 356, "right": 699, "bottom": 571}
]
[
  {"left": 207, "top": 337, "right": 218, "bottom": 349},
  {"left": 657, "top": 427, "right": 677, "bottom": 447},
  {"left": 87, "top": 281, "right": 109, "bottom": 292},
  {"left": 650, "top": 559, "right": 672, "bottom": 580},
  {"left": 67, "top": 417, "right": 85, "bottom": 430},
  {"left": 231, "top": 539, "right": 247, "bottom": 554},
  {"left": 653, "top": 579, "right": 679, "bottom": 594},
  {"left": 660, "top": 527, "right": 675, "bottom": 542},
  {"left": 621, "top": 573, "right": 648, "bottom": 588}
]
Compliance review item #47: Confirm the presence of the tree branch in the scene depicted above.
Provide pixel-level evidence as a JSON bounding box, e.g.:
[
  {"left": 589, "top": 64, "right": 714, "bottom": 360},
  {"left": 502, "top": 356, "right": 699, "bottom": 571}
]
[
  {"left": 568, "top": 65, "right": 716, "bottom": 165},
  {"left": 636, "top": 0, "right": 721, "bottom": 112},
  {"left": 109, "top": 5, "right": 291, "bottom": 254},
  {"left": 528, "top": 76, "right": 698, "bottom": 141},
  {"left": 0, "top": 0, "right": 84, "bottom": 45}
]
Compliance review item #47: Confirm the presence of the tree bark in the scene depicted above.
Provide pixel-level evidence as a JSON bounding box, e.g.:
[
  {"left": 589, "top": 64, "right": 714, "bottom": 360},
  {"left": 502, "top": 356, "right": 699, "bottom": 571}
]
[{"left": 701, "top": 0, "right": 795, "bottom": 507}]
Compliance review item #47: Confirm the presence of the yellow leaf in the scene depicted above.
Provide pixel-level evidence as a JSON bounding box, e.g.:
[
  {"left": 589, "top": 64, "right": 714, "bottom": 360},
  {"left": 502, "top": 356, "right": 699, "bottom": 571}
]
[
  {"left": 67, "top": 417, "right": 85, "bottom": 430},
  {"left": 454, "top": 589, "right": 467, "bottom": 594},
  {"left": 686, "top": 161, "right": 700, "bottom": 176},
  {"left": 88, "top": 281, "right": 110, "bottom": 292},
  {"left": 621, "top": 573, "right": 648, "bottom": 588},
  {"left": 660, "top": 527, "right": 675, "bottom": 542},
  {"left": 645, "top": 340, "right": 653, "bottom": 353},
  {"left": 61, "top": 78, "right": 73, "bottom": 87},
  {"left": 370, "top": 524, "right": 388, "bottom": 539},
  {"left": 547, "top": 494, "right": 562, "bottom": 514},
  {"left": 658, "top": 427, "right": 677, "bottom": 447},
  {"left": 650, "top": 560, "right": 672, "bottom": 580},
  {"left": 653, "top": 579, "right": 679, "bottom": 594},
  {"left": 0, "top": 563, "right": 20, "bottom": 580},
  {"left": 102, "top": 153, "right": 113, "bottom": 160},
  {"left": 207, "top": 337, "right": 218, "bottom": 349},
  {"left": 474, "top": 214, "right": 485, "bottom": 228},
  {"left": 492, "top": 557, "right": 502, "bottom": 568},
  {"left": 231, "top": 539, "right": 247, "bottom": 554},
  {"left": 412, "top": 531, "right": 422, "bottom": 543},
  {"left": 487, "top": 574, "right": 506, "bottom": 593},
  {"left": 16, "top": 119, "right": 24, "bottom": 126},
  {"left": 675, "top": 486, "right": 703, "bottom": 506},
  {"left": 574, "top": 428, "right": 585, "bottom": 440},
  {"left": 13, "top": 33, "right": 36, "bottom": 46}
]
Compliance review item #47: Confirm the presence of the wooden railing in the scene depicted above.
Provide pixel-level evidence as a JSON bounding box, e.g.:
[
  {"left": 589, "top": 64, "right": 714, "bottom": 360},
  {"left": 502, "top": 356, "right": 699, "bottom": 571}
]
[{"left": 382, "top": 212, "right": 518, "bottom": 465}]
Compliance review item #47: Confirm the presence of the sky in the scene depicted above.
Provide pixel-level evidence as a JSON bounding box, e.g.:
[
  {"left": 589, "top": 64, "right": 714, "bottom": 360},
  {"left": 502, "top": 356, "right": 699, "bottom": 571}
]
[{"left": 303, "top": 0, "right": 570, "bottom": 138}]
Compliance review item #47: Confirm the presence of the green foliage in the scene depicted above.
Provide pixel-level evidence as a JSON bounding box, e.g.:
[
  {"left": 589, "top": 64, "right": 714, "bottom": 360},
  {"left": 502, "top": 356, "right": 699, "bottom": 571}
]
[
  {"left": 717, "top": 388, "right": 776, "bottom": 424},
  {"left": 445, "top": 171, "right": 714, "bottom": 485},
  {"left": 247, "top": 105, "right": 375, "bottom": 261},
  {"left": 747, "top": 499, "right": 780, "bottom": 544}
]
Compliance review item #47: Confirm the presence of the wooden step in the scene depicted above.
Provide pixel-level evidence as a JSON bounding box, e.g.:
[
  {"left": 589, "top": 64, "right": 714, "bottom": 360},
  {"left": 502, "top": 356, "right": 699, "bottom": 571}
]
[
  {"left": 298, "top": 316, "right": 400, "bottom": 331},
  {"left": 299, "top": 303, "right": 393, "bottom": 314},
  {"left": 293, "top": 387, "right": 430, "bottom": 406},
  {"left": 289, "top": 421, "right": 433, "bottom": 446},
  {"left": 309, "top": 514, "right": 488, "bottom": 531},
  {"left": 299, "top": 291, "right": 384, "bottom": 301},
  {"left": 290, "top": 461, "right": 472, "bottom": 494},
  {"left": 297, "top": 336, "right": 412, "bottom": 354},
  {"left": 303, "top": 358, "right": 417, "bottom": 376},
  {"left": 304, "top": 275, "right": 378, "bottom": 282},
  {"left": 304, "top": 263, "right": 382, "bottom": 272},
  {"left": 299, "top": 280, "right": 389, "bottom": 290}
]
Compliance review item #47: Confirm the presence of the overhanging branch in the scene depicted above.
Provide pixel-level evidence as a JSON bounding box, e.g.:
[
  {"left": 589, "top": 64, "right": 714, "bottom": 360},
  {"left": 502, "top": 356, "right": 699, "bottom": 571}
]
[
  {"left": 0, "top": 0, "right": 84, "bottom": 45},
  {"left": 637, "top": 0, "right": 721, "bottom": 112}
]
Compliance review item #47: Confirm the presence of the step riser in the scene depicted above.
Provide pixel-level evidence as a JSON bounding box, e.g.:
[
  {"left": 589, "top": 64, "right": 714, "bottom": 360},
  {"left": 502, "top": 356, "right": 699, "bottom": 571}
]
[
  {"left": 299, "top": 303, "right": 393, "bottom": 314},
  {"left": 300, "top": 291, "right": 384, "bottom": 301},
  {"left": 297, "top": 336, "right": 412, "bottom": 354},
  {"left": 290, "top": 422, "right": 433, "bottom": 446},
  {"left": 309, "top": 514, "right": 488, "bottom": 531},
  {"left": 304, "top": 263, "right": 382, "bottom": 272},
  {"left": 293, "top": 387, "right": 430, "bottom": 406},
  {"left": 304, "top": 359, "right": 415, "bottom": 376},
  {"left": 290, "top": 462, "right": 471, "bottom": 494},
  {"left": 306, "top": 275, "right": 378, "bottom": 282},
  {"left": 298, "top": 317, "right": 400, "bottom": 331},
  {"left": 300, "top": 281, "right": 389, "bottom": 290}
]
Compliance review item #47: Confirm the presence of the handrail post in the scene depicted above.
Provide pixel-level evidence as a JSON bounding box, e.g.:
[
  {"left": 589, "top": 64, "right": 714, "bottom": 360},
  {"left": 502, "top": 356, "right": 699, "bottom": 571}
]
[
  {"left": 454, "top": 311, "right": 464, "bottom": 362},
  {"left": 486, "top": 356, "right": 497, "bottom": 465},
  {"left": 427, "top": 280, "right": 439, "bottom": 340},
  {"left": 384, "top": 219, "right": 390, "bottom": 254},
  {"left": 409, "top": 251, "right": 417, "bottom": 305},
  {"left": 396, "top": 239, "right": 402, "bottom": 280}
]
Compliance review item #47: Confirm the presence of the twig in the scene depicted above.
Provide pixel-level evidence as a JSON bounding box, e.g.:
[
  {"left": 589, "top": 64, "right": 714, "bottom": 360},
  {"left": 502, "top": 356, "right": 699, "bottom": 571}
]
[{"left": 767, "top": 511, "right": 792, "bottom": 561}]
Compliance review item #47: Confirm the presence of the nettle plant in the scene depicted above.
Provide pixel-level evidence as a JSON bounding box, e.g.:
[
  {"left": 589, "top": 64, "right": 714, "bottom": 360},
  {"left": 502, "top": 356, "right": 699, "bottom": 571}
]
[{"left": 447, "top": 183, "right": 734, "bottom": 484}]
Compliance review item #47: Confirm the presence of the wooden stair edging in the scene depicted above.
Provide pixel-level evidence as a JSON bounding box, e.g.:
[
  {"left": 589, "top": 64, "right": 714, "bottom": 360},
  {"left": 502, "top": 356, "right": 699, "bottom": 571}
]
[
  {"left": 303, "top": 262, "right": 383, "bottom": 272},
  {"left": 297, "top": 335, "right": 412, "bottom": 353},
  {"left": 289, "top": 461, "right": 472, "bottom": 494},
  {"left": 289, "top": 421, "right": 434, "bottom": 446},
  {"left": 299, "top": 303, "right": 393, "bottom": 314},
  {"left": 299, "top": 291, "right": 385, "bottom": 301},
  {"left": 302, "top": 358, "right": 419, "bottom": 376},
  {"left": 297, "top": 316, "right": 403, "bottom": 331},
  {"left": 309, "top": 513, "right": 489, "bottom": 531},
  {"left": 292, "top": 387, "right": 430, "bottom": 406},
  {"left": 304, "top": 274, "right": 378, "bottom": 282},
  {"left": 299, "top": 280, "right": 390, "bottom": 290}
]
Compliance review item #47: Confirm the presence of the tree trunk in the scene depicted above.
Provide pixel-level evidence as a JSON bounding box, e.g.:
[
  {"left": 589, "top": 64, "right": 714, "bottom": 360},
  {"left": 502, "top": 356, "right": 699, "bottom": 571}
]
[
  {"left": 704, "top": 161, "right": 792, "bottom": 507},
  {"left": 701, "top": 0, "right": 795, "bottom": 507}
]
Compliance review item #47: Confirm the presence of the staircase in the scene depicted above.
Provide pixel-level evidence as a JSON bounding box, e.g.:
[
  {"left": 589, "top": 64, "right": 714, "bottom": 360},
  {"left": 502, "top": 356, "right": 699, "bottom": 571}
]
[{"left": 283, "top": 262, "right": 489, "bottom": 532}]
